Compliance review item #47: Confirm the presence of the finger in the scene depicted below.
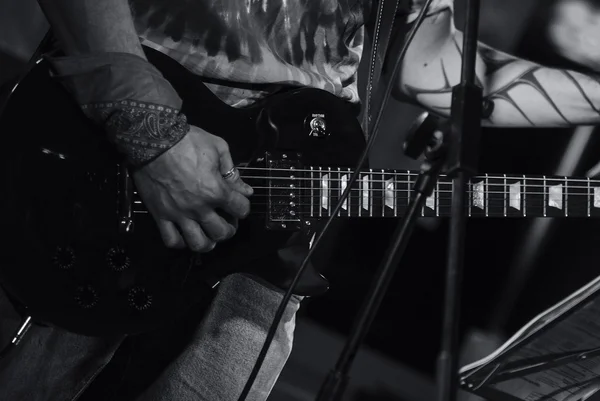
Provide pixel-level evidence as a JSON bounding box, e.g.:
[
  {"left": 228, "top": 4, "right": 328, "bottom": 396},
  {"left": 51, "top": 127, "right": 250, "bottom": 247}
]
[
  {"left": 195, "top": 210, "right": 236, "bottom": 242},
  {"left": 221, "top": 212, "right": 239, "bottom": 232},
  {"left": 177, "top": 219, "right": 216, "bottom": 253},
  {"left": 223, "top": 167, "right": 254, "bottom": 197},
  {"left": 219, "top": 188, "right": 252, "bottom": 219},
  {"left": 157, "top": 220, "right": 186, "bottom": 249},
  {"left": 214, "top": 139, "right": 253, "bottom": 197}
]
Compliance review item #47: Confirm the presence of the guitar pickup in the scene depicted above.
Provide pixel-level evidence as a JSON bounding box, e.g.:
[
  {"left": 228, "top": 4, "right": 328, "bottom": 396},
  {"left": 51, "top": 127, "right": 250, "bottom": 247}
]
[{"left": 264, "top": 151, "right": 303, "bottom": 231}]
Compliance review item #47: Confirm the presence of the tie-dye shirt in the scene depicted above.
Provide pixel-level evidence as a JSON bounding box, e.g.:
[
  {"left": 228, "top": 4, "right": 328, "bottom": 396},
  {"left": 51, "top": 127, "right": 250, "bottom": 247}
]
[{"left": 130, "top": 0, "right": 453, "bottom": 107}]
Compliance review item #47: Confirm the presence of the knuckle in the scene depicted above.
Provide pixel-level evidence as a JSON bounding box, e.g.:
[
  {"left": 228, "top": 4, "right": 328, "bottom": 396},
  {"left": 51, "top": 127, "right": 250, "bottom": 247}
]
[
  {"left": 202, "top": 180, "right": 225, "bottom": 202},
  {"left": 216, "top": 137, "right": 230, "bottom": 153}
]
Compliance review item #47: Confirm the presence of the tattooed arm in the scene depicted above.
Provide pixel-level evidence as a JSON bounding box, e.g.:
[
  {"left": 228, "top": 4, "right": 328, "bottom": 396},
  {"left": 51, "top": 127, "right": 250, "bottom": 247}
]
[
  {"left": 38, "top": 0, "right": 145, "bottom": 58},
  {"left": 395, "top": 7, "right": 600, "bottom": 127}
]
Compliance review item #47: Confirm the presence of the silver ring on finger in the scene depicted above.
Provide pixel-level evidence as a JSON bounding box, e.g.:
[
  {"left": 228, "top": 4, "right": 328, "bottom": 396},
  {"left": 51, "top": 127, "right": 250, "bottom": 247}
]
[{"left": 222, "top": 167, "right": 238, "bottom": 180}]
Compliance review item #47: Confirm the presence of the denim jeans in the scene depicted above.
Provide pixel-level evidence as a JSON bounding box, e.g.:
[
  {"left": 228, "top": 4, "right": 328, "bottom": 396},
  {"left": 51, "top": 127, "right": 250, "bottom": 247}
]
[{"left": 0, "top": 273, "right": 299, "bottom": 400}]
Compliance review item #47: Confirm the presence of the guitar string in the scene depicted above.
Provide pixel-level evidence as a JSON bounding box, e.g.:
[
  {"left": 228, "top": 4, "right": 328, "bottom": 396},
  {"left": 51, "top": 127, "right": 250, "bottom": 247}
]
[
  {"left": 134, "top": 199, "right": 592, "bottom": 208},
  {"left": 131, "top": 211, "right": 594, "bottom": 217},
  {"left": 241, "top": 183, "right": 598, "bottom": 193},
  {"left": 238, "top": 175, "right": 600, "bottom": 187},
  {"left": 237, "top": 167, "right": 600, "bottom": 184},
  {"left": 233, "top": 186, "right": 599, "bottom": 196}
]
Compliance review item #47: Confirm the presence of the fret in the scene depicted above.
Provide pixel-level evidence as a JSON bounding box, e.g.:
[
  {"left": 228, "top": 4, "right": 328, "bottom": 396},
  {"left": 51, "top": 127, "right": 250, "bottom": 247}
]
[
  {"left": 543, "top": 176, "right": 547, "bottom": 217},
  {"left": 525, "top": 176, "right": 544, "bottom": 217},
  {"left": 567, "top": 178, "right": 588, "bottom": 217},
  {"left": 485, "top": 174, "right": 489, "bottom": 217},
  {"left": 383, "top": 171, "right": 396, "bottom": 217},
  {"left": 545, "top": 177, "right": 565, "bottom": 217},
  {"left": 469, "top": 177, "right": 486, "bottom": 217},
  {"left": 523, "top": 175, "right": 528, "bottom": 217},
  {"left": 503, "top": 175, "right": 507, "bottom": 217},
  {"left": 394, "top": 170, "right": 399, "bottom": 217},
  {"left": 436, "top": 180, "right": 441, "bottom": 216},
  {"left": 564, "top": 177, "right": 569, "bottom": 217},
  {"left": 371, "top": 170, "right": 384, "bottom": 217},
  {"left": 310, "top": 167, "right": 315, "bottom": 218},
  {"left": 589, "top": 178, "right": 592, "bottom": 217},
  {"left": 357, "top": 171, "right": 362, "bottom": 218},
  {"left": 487, "top": 175, "right": 505, "bottom": 218},
  {"left": 468, "top": 181, "right": 472, "bottom": 217},
  {"left": 405, "top": 171, "right": 412, "bottom": 216}
]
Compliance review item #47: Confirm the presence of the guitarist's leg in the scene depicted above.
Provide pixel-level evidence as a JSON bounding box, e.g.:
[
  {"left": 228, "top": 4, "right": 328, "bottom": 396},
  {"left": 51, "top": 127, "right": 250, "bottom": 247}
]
[
  {"left": 0, "top": 286, "right": 124, "bottom": 401},
  {"left": 134, "top": 273, "right": 300, "bottom": 401}
]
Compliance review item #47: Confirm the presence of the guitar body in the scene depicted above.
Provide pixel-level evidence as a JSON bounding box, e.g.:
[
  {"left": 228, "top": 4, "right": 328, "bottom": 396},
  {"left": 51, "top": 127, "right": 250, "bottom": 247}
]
[{"left": 0, "top": 48, "right": 367, "bottom": 336}]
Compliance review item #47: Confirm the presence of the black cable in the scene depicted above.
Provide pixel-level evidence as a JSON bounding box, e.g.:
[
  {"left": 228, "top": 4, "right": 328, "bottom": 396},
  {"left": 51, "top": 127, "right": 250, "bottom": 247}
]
[{"left": 236, "top": 1, "right": 435, "bottom": 399}]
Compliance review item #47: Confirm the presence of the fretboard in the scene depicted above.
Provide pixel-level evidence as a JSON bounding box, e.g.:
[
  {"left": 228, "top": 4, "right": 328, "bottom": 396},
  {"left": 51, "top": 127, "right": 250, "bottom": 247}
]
[{"left": 302, "top": 169, "right": 600, "bottom": 218}]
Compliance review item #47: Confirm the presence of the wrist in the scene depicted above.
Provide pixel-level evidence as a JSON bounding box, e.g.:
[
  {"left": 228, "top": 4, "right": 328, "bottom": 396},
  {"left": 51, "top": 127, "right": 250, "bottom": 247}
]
[
  {"left": 93, "top": 100, "right": 190, "bottom": 167},
  {"left": 47, "top": 52, "right": 189, "bottom": 166}
]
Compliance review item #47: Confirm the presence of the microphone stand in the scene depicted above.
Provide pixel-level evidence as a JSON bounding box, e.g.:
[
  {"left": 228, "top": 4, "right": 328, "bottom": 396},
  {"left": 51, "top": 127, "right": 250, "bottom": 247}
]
[
  {"left": 315, "top": 1, "right": 488, "bottom": 399},
  {"left": 436, "top": 0, "right": 485, "bottom": 401},
  {"left": 315, "top": 118, "right": 448, "bottom": 401}
]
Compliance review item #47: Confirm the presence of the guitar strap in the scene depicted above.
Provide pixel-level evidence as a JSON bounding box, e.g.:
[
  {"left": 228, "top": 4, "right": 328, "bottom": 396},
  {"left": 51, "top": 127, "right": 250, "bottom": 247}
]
[{"left": 361, "top": 0, "right": 404, "bottom": 139}]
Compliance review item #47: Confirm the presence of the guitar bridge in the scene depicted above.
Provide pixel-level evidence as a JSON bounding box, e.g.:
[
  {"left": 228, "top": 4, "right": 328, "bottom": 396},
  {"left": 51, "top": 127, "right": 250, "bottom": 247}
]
[{"left": 264, "top": 151, "right": 303, "bottom": 230}]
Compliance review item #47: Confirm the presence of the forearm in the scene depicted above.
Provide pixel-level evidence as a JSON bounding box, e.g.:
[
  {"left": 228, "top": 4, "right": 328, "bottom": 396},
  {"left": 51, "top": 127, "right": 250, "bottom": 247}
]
[
  {"left": 37, "top": 0, "right": 145, "bottom": 58},
  {"left": 38, "top": 0, "right": 188, "bottom": 167},
  {"left": 477, "top": 45, "right": 600, "bottom": 127},
  {"left": 397, "top": 12, "right": 600, "bottom": 128}
]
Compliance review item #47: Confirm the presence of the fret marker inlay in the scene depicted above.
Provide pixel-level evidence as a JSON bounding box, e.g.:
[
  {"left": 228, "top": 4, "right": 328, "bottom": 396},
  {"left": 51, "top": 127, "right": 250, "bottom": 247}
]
[
  {"left": 341, "top": 174, "right": 348, "bottom": 211},
  {"left": 595, "top": 187, "right": 600, "bottom": 208},
  {"left": 321, "top": 174, "right": 330, "bottom": 211},
  {"left": 361, "top": 175, "right": 370, "bottom": 212},
  {"left": 509, "top": 182, "right": 521, "bottom": 210},
  {"left": 426, "top": 189, "right": 435, "bottom": 210},
  {"left": 473, "top": 181, "right": 484, "bottom": 210},
  {"left": 548, "top": 184, "right": 563, "bottom": 210},
  {"left": 385, "top": 179, "right": 395, "bottom": 210}
]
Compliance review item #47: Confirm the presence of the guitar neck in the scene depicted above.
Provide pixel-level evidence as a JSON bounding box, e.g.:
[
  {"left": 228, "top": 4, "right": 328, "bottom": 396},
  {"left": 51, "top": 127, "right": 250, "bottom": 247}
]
[{"left": 297, "top": 169, "right": 600, "bottom": 218}]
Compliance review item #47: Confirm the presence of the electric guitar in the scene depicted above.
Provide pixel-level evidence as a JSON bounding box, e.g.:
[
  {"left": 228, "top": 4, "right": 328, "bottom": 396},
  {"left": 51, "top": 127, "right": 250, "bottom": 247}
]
[{"left": 1, "top": 48, "right": 599, "bottom": 337}]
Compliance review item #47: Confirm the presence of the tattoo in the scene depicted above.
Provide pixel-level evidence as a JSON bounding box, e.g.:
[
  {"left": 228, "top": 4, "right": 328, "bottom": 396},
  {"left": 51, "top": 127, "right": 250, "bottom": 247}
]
[
  {"left": 404, "top": 58, "right": 453, "bottom": 112},
  {"left": 562, "top": 71, "right": 600, "bottom": 115},
  {"left": 83, "top": 100, "right": 190, "bottom": 166},
  {"left": 478, "top": 46, "right": 513, "bottom": 76},
  {"left": 403, "top": 36, "right": 600, "bottom": 126},
  {"left": 452, "top": 37, "right": 484, "bottom": 88},
  {"left": 403, "top": 36, "right": 481, "bottom": 113}
]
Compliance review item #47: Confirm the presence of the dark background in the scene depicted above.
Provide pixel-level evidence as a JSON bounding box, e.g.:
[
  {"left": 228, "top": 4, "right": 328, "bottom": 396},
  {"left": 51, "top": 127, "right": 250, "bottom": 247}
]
[{"left": 3, "top": 0, "right": 600, "bottom": 400}]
